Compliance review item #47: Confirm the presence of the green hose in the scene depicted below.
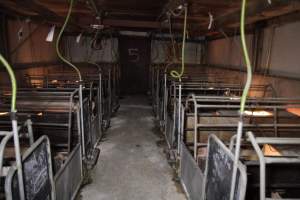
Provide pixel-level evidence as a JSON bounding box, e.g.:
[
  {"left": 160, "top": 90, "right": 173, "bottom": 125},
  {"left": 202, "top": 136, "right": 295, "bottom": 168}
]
[
  {"left": 0, "top": 54, "right": 17, "bottom": 112},
  {"left": 170, "top": 5, "right": 187, "bottom": 79},
  {"left": 239, "top": 0, "right": 252, "bottom": 113},
  {"left": 56, "top": 0, "right": 82, "bottom": 81}
]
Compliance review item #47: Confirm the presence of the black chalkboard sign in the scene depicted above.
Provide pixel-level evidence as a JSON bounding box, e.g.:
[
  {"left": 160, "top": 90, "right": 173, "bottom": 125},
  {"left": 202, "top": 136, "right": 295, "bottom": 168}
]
[
  {"left": 5, "top": 136, "right": 55, "bottom": 200},
  {"left": 204, "top": 135, "right": 247, "bottom": 200}
]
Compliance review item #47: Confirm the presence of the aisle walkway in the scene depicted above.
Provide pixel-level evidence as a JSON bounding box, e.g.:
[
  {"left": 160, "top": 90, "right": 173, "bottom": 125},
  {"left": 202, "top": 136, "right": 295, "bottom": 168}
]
[{"left": 81, "top": 96, "right": 186, "bottom": 200}]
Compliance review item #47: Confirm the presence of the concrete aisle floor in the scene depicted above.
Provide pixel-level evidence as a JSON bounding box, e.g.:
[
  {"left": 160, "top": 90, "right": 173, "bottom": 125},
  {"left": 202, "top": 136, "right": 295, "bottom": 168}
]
[{"left": 80, "top": 96, "right": 186, "bottom": 200}]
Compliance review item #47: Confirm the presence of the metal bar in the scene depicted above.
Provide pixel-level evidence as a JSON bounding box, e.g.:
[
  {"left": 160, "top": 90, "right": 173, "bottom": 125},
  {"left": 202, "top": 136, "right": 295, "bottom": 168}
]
[
  {"left": 255, "top": 137, "right": 300, "bottom": 145},
  {"left": 79, "top": 84, "right": 86, "bottom": 158},
  {"left": 0, "top": 132, "right": 13, "bottom": 175},
  {"left": 12, "top": 118, "right": 25, "bottom": 200},
  {"left": 247, "top": 132, "right": 266, "bottom": 200},
  {"left": 26, "top": 119, "right": 34, "bottom": 145},
  {"left": 177, "top": 81, "right": 182, "bottom": 153}
]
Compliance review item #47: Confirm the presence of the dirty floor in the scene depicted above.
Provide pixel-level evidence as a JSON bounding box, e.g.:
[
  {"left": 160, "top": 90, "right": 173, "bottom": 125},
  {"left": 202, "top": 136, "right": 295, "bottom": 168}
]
[{"left": 80, "top": 96, "right": 186, "bottom": 200}]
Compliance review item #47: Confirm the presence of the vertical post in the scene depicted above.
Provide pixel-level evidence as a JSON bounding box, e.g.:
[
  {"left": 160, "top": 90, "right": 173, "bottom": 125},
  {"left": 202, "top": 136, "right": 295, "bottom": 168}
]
[
  {"left": 108, "top": 68, "right": 112, "bottom": 120},
  {"left": 26, "top": 118, "right": 34, "bottom": 145},
  {"left": 79, "top": 83, "right": 86, "bottom": 158},
  {"left": 163, "top": 72, "right": 168, "bottom": 132},
  {"left": 156, "top": 68, "right": 159, "bottom": 118},
  {"left": 11, "top": 113, "right": 25, "bottom": 200},
  {"left": 99, "top": 72, "right": 103, "bottom": 137},
  {"left": 178, "top": 81, "right": 182, "bottom": 153},
  {"left": 76, "top": 108, "right": 84, "bottom": 177},
  {"left": 193, "top": 96, "right": 198, "bottom": 160},
  {"left": 230, "top": 118, "right": 243, "bottom": 200},
  {"left": 273, "top": 107, "right": 278, "bottom": 137},
  {"left": 247, "top": 132, "right": 266, "bottom": 200}
]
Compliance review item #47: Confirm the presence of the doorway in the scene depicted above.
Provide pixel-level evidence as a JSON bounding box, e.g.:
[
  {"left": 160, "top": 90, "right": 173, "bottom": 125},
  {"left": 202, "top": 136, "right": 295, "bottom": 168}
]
[{"left": 119, "top": 36, "right": 151, "bottom": 95}]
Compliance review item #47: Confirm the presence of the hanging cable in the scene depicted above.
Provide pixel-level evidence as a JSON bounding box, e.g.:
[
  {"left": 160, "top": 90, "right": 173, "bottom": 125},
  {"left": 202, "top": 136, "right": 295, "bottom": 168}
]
[
  {"left": 229, "top": 0, "right": 253, "bottom": 199},
  {"left": 0, "top": 54, "right": 26, "bottom": 200},
  {"left": 170, "top": 4, "right": 187, "bottom": 79},
  {"left": 56, "top": 0, "right": 82, "bottom": 81},
  {"left": 239, "top": 0, "right": 252, "bottom": 113},
  {"left": 0, "top": 55, "right": 17, "bottom": 112},
  {"left": 56, "top": 0, "right": 88, "bottom": 159}
]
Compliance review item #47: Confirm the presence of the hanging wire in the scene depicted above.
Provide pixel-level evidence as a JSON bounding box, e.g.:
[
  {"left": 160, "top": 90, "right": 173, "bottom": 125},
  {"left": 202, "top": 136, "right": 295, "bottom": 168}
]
[
  {"left": 229, "top": 0, "right": 253, "bottom": 199},
  {"left": 56, "top": 0, "right": 82, "bottom": 81},
  {"left": 239, "top": 0, "right": 253, "bottom": 113},
  {"left": 170, "top": 4, "right": 188, "bottom": 79},
  {"left": 0, "top": 54, "right": 17, "bottom": 112}
]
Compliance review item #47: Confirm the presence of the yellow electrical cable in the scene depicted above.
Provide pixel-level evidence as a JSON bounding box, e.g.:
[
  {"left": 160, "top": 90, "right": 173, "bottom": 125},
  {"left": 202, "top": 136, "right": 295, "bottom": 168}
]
[
  {"left": 56, "top": 0, "right": 82, "bottom": 81},
  {"left": 0, "top": 54, "right": 17, "bottom": 112},
  {"left": 240, "top": 0, "right": 252, "bottom": 113},
  {"left": 170, "top": 5, "right": 187, "bottom": 79}
]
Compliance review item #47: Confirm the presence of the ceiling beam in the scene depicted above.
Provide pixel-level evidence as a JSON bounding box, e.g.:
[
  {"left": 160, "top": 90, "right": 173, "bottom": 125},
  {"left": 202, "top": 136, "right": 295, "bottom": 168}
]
[
  {"left": 213, "top": 0, "right": 300, "bottom": 30},
  {"left": 10, "top": 0, "right": 82, "bottom": 29}
]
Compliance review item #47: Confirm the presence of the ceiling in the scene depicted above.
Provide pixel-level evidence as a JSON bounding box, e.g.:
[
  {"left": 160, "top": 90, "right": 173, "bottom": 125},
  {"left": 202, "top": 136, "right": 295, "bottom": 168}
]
[{"left": 0, "top": 0, "right": 300, "bottom": 38}]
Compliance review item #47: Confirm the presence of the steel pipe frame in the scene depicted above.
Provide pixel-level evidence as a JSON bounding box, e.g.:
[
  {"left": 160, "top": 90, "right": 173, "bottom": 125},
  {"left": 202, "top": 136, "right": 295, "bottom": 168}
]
[
  {"left": 245, "top": 131, "right": 300, "bottom": 200},
  {"left": 184, "top": 94, "right": 300, "bottom": 161},
  {"left": 0, "top": 90, "right": 86, "bottom": 200},
  {"left": 160, "top": 78, "right": 275, "bottom": 161},
  {"left": 4, "top": 136, "right": 56, "bottom": 200},
  {"left": 18, "top": 67, "right": 106, "bottom": 148},
  {"left": 0, "top": 88, "right": 80, "bottom": 153}
]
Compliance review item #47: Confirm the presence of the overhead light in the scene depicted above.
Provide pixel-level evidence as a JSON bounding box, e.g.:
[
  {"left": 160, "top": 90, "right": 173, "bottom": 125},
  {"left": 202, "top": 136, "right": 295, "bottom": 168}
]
[
  {"left": 208, "top": 12, "right": 214, "bottom": 30},
  {"left": 90, "top": 24, "right": 104, "bottom": 30},
  {"left": 46, "top": 25, "right": 56, "bottom": 42},
  {"left": 177, "top": 5, "right": 183, "bottom": 10},
  {"left": 263, "top": 144, "right": 281, "bottom": 156},
  {"left": 51, "top": 80, "right": 58, "bottom": 83},
  {"left": 286, "top": 108, "right": 300, "bottom": 116},
  {"left": 244, "top": 110, "right": 273, "bottom": 116},
  {"left": 76, "top": 33, "right": 82, "bottom": 43},
  {"left": 37, "top": 112, "right": 43, "bottom": 116},
  {"left": 0, "top": 112, "right": 8, "bottom": 116}
]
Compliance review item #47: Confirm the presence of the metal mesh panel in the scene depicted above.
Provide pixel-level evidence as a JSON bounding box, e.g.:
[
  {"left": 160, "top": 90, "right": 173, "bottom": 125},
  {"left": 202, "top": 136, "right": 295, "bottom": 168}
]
[
  {"left": 180, "top": 143, "right": 204, "bottom": 200},
  {"left": 55, "top": 144, "right": 82, "bottom": 200}
]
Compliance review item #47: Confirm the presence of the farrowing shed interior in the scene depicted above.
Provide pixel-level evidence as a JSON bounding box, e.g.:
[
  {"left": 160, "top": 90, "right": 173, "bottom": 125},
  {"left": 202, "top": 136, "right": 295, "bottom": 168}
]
[{"left": 0, "top": 0, "right": 300, "bottom": 200}]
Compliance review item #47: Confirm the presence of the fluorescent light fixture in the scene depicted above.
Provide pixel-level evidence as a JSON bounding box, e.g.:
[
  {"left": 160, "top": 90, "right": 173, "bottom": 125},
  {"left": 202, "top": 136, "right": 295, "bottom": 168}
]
[
  {"left": 90, "top": 24, "right": 104, "bottom": 30},
  {"left": 208, "top": 12, "right": 214, "bottom": 30},
  {"left": 76, "top": 33, "right": 82, "bottom": 43},
  {"left": 46, "top": 25, "right": 56, "bottom": 42},
  {"left": 37, "top": 112, "right": 43, "bottom": 116},
  {"left": 244, "top": 110, "right": 273, "bottom": 116}
]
